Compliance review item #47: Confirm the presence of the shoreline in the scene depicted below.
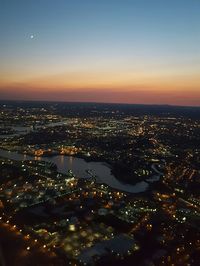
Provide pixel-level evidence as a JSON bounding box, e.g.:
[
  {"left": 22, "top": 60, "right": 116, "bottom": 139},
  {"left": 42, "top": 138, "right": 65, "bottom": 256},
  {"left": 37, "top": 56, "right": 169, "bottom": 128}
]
[{"left": 0, "top": 147, "right": 163, "bottom": 189}]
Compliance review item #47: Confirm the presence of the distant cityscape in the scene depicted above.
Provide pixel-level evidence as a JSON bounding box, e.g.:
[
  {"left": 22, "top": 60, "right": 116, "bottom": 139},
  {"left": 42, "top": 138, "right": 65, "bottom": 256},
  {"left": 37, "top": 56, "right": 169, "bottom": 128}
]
[{"left": 0, "top": 101, "right": 200, "bottom": 265}]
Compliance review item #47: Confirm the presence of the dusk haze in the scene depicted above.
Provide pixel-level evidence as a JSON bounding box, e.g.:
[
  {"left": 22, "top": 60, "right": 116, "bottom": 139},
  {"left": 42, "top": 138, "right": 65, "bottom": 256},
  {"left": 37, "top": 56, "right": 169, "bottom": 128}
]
[{"left": 0, "top": 0, "right": 200, "bottom": 106}]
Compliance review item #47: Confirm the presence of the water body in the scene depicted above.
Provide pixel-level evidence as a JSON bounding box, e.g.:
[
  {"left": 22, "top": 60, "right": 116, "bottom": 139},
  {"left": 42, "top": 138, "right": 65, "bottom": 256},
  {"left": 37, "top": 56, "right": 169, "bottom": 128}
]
[
  {"left": 0, "top": 126, "right": 31, "bottom": 139},
  {"left": 0, "top": 149, "right": 149, "bottom": 193},
  {"left": 0, "top": 122, "right": 68, "bottom": 139},
  {"left": 146, "top": 164, "right": 163, "bottom": 183}
]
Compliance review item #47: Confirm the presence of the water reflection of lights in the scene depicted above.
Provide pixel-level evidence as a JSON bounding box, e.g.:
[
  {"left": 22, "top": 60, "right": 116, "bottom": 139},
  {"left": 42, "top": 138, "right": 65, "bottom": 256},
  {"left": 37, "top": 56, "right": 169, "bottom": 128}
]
[
  {"left": 60, "top": 155, "right": 64, "bottom": 165},
  {"left": 69, "top": 156, "right": 73, "bottom": 165}
]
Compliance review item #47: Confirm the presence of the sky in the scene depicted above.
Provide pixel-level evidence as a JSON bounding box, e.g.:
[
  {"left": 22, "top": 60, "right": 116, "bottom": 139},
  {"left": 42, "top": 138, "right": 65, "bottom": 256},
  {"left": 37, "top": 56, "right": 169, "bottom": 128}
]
[{"left": 0, "top": 0, "right": 200, "bottom": 106}]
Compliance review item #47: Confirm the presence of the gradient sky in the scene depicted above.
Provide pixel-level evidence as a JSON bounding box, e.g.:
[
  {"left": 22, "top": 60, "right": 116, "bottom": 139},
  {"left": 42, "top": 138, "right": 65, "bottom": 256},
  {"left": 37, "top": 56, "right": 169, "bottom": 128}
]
[{"left": 0, "top": 0, "right": 200, "bottom": 106}]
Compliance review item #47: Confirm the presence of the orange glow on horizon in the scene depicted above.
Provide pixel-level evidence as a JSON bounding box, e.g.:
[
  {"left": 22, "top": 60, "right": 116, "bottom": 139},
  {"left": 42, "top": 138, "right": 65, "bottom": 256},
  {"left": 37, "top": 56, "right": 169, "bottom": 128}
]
[
  {"left": 0, "top": 68, "right": 200, "bottom": 106},
  {"left": 0, "top": 86, "right": 200, "bottom": 106},
  {"left": 1, "top": 0, "right": 200, "bottom": 107}
]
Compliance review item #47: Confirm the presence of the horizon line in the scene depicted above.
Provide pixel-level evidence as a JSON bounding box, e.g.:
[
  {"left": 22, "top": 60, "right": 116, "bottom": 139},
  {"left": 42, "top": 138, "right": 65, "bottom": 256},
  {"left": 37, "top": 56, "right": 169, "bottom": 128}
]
[{"left": 0, "top": 98, "right": 200, "bottom": 109}]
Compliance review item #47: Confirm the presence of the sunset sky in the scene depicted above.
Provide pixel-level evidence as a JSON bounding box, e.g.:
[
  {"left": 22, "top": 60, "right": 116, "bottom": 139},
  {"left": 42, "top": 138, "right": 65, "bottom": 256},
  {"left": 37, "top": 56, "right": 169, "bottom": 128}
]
[{"left": 0, "top": 0, "right": 200, "bottom": 106}]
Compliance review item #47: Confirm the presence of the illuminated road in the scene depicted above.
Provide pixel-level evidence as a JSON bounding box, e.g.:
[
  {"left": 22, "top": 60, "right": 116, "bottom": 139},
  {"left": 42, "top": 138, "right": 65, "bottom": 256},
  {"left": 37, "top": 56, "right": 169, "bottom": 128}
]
[{"left": 0, "top": 221, "right": 58, "bottom": 266}]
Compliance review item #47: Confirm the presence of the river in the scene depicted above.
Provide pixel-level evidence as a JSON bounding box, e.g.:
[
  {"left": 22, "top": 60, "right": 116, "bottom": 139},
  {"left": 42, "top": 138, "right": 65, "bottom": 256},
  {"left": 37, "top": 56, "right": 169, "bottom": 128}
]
[{"left": 0, "top": 149, "right": 150, "bottom": 193}]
